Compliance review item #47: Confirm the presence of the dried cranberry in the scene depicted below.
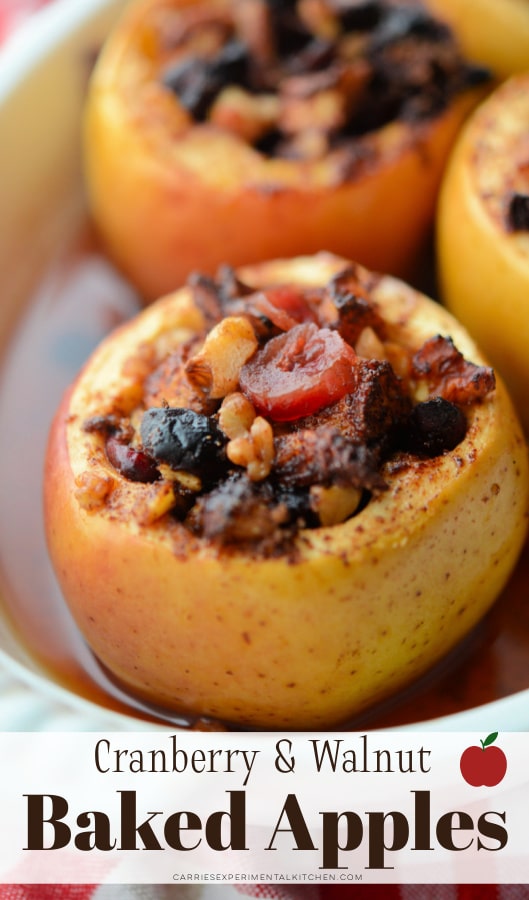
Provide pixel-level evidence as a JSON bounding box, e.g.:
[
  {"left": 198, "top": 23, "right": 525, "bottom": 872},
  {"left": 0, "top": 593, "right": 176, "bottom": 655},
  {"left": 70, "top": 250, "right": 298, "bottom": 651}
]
[
  {"left": 239, "top": 322, "right": 358, "bottom": 421},
  {"left": 245, "top": 285, "right": 320, "bottom": 333},
  {"left": 106, "top": 437, "right": 160, "bottom": 483}
]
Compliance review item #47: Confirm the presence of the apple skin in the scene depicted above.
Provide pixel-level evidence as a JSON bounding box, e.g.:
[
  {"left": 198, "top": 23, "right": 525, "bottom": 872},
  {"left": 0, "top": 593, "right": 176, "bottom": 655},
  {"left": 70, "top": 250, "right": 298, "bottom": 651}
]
[
  {"left": 83, "top": 0, "right": 487, "bottom": 301},
  {"left": 436, "top": 74, "right": 529, "bottom": 434},
  {"left": 44, "top": 254, "right": 529, "bottom": 729},
  {"left": 460, "top": 744, "right": 507, "bottom": 787},
  {"left": 424, "top": 0, "right": 529, "bottom": 79}
]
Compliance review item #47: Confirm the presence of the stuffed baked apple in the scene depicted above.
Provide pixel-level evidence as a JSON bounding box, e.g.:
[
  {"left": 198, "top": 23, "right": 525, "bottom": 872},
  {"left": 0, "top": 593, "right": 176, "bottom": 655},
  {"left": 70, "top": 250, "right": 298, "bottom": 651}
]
[
  {"left": 423, "top": 0, "right": 529, "bottom": 79},
  {"left": 84, "top": 0, "right": 489, "bottom": 300},
  {"left": 437, "top": 73, "right": 529, "bottom": 433},
  {"left": 44, "top": 252, "right": 529, "bottom": 729}
]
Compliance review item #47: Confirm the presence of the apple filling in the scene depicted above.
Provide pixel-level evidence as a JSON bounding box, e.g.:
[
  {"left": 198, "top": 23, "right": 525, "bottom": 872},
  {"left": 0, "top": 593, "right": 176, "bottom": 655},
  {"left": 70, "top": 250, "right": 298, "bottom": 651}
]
[
  {"left": 80, "top": 263, "right": 495, "bottom": 550},
  {"left": 155, "top": 0, "right": 489, "bottom": 162}
]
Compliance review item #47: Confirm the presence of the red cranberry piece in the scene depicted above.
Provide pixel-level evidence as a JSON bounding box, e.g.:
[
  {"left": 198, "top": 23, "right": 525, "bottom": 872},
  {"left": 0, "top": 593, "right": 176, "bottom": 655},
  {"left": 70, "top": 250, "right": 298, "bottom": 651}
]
[
  {"left": 106, "top": 437, "right": 160, "bottom": 483},
  {"left": 239, "top": 322, "right": 358, "bottom": 421}
]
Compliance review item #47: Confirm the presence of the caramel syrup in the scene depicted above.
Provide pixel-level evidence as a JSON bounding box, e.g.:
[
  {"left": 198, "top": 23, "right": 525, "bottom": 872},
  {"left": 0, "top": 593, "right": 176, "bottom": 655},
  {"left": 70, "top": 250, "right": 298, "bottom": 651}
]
[{"left": 0, "top": 222, "right": 528, "bottom": 731}]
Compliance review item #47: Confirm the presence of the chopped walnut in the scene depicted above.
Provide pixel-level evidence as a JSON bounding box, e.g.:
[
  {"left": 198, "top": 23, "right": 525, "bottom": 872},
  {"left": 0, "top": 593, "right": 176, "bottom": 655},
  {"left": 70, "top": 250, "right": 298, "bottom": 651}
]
[
  {"left": 74, "top": 471, "right": 115, "bottom": 511},
  {"left": 218, "top": 391, "right": 257, "bottom": 438},
  {"left": 227, "top": 415, "right": 275, "bottom": 481},
  {"left": 209, "top": 86, "right": 279, "bottom": 143},
  {"left": 185, "top": 316, "right": 258, "bottom": 398}
]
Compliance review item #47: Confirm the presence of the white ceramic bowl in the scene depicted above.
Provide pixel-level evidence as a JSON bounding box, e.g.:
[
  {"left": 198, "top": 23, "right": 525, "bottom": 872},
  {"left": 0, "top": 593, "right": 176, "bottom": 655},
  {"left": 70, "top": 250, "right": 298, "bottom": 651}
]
[{"left": 1, "top": 0, "right": 528, "bottom": 733}]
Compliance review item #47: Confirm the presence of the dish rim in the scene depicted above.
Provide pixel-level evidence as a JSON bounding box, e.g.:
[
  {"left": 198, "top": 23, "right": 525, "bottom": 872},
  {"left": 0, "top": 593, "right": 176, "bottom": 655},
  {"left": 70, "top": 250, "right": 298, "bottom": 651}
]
[{"left": 1, "top": 0, "right": 528, "bottom": 735}]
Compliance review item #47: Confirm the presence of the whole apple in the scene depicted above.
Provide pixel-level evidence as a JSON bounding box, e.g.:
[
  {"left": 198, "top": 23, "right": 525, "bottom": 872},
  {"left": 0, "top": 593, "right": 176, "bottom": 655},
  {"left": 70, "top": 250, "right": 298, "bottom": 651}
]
[
  {"left": 437, "top": 73, "right": 529, "bottom": 433},
  {"left": 83, "top": 0, "right": 488, "bottom": 300},
  {"left": 43, "top": 254, "right": 529, "bottom": 729}
]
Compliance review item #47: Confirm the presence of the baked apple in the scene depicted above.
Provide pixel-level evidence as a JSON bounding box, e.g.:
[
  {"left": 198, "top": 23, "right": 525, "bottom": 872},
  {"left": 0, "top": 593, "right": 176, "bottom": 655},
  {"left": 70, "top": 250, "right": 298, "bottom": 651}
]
[
  {"left": 423, "top": 0, "right": 529, "bottom": 79},
  {"left": 44, "top": 252, "right": 529, "bottom": 729},
  {"left": 83, "top": 0, "right": 489, "bottom": 301},
  {"left": 436, "top": 73, "right": 529, "bottom": 433}
]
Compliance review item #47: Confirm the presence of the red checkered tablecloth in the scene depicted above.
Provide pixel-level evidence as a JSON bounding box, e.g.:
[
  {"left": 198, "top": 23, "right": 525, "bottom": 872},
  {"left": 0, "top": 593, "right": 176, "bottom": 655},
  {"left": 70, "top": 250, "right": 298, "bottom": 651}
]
[
  {"left": 0, "top": 884, "right": 528, "bottom": 899},
  {"left": 0, "top": 0, "right": 48, "bottom": 44}
]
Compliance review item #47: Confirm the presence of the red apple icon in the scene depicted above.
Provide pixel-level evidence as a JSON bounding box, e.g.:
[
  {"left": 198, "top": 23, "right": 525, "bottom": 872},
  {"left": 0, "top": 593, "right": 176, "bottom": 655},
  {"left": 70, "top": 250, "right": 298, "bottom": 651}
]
[{"left": 460, "top": 732, "right": 507, "bottom": 787}]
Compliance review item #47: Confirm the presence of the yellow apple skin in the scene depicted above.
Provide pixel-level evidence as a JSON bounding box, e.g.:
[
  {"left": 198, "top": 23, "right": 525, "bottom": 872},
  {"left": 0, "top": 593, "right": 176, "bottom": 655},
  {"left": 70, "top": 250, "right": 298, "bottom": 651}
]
[
  {"left": 44, "top": 254, "right": 529, "bottom": 729},
  {"left": 424, "top": 0, "right": 529, "bottom": 79},
  {"left": 436, "top": 74, "right": 529, "bottom": 434},
  {"left": 83, "top": 0, "right": 486, "bottom": 301}
]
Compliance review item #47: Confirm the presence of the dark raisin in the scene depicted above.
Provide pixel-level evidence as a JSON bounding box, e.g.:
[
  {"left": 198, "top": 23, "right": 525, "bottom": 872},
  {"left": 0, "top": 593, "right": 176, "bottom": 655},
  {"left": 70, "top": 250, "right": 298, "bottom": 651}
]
[
  {"left": 140, "top": 407, "right": 227, "bottom": 477},
  {"left": 106, "top": 437, "right": 160, "bottom": 483},
  {"left": 254, "top": 126, "right": 283, "bottom": 156},
  {"left": 507, "top": 193, "right": 529, "bottom": 232},
  {"left": 335, "top": 1, "right": 383, "bottom": 32},
  {"left": 162, "top": 41, "right": 249, "bottom": 120},
  {"left": 273, "top": 484, "right": 319, "bottom": 528},
  {"left": 272, "top": 9, "right": 312, "bottom": 58},
  {"left": 460, "top": 62, "right": 491, "bottom": 88},
  {"left": 208, "top": 39, "right": 249, "bottom": 86},
  {"left": 161, "top": 57, "right": 218, "bottom": 120},
  {"left": 404, "top": 397, "right": 467, "bottom": 457}
]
